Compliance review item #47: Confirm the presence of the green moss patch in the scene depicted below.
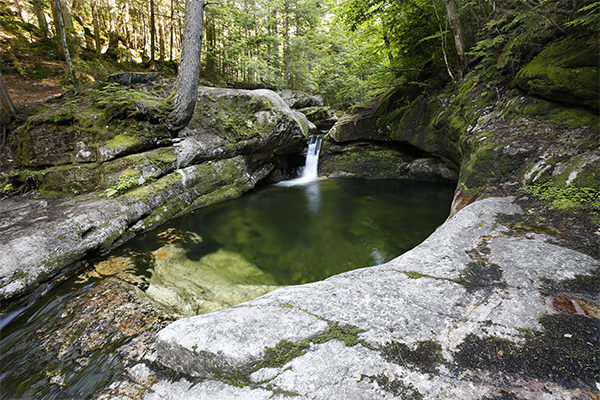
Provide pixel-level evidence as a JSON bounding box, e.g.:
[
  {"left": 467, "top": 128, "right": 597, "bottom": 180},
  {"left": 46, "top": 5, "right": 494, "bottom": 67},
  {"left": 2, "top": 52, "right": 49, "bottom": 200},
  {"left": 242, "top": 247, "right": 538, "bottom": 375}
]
[
  {"left": 454, "top": 314, "right": 599, "bottom": 388},
  {"left": 514, "top": 35, "right": 600, "bottom": 111},
  {"left": 362, "top": 374, "right": 424, "bottom": 399},
  {"left": 211, "top": 320, "right": 365, "bottom": 388},
  {"left": 539, "top": 268, "right": 600, "bottom": 302},
  {"left": 320, "top": 142, "right": 417, "bottom": 179},
  {"left": 191, "top": 92, "right": 276, "bottom": 142}
]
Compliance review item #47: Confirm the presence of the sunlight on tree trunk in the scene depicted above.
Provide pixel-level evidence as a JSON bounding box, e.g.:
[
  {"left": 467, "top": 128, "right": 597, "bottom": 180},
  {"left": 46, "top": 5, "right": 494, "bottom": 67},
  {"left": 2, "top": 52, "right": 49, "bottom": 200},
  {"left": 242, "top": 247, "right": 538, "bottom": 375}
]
[
  {"left": 168, "top": 0, "right": 204, "bottom": 133},
  {"left": 92, "top": 0, "right": 101, "bottom": 55},
  {"left": 32, "top": 0, "right": 50, "bottom": 38},
  {"left": 53, "top": 0, "right": 80, "bottom": 94},
  {"left": 0, "top": 70, "right": 17, "bottom": 121}
]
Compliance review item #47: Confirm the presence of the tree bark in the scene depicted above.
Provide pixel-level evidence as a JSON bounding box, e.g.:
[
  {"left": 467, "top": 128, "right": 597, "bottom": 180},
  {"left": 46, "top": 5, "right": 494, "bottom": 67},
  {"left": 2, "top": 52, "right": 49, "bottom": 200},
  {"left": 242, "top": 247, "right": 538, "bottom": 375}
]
[
  {"left": 92, "top": 0, "right": 101, "bottom": 55},
  {"left": 0, "top": 70, "right": 17, "bottom": 121},
  {"left": 32, "top": 0, "right": 50, "bottom": 38},
  {"left": 169, "top": 0, "right": 174, "bottom": 61},
  {"left": 283, "top": 0, "right": 290, "bottom": 89},
  {"left": 14, "top": 0, "right": 28, "bottom": 24},
  {"left": 446, "top": 0, "right": 468, "bottom": 75},
  {"left": 150, "top": 0, "right": 156, "bottom": 68},
  {"left": 159, "top": 19, "right": 165, "bottom": 62},
  {"left": 53, "top": 0, "right": 80, "bottom": 94},
  {"left": 168, "top": 0, "right": 204, "bottom": 133},
  {"left": 204, "top": 9, "right": 217, "bottom": 79}
]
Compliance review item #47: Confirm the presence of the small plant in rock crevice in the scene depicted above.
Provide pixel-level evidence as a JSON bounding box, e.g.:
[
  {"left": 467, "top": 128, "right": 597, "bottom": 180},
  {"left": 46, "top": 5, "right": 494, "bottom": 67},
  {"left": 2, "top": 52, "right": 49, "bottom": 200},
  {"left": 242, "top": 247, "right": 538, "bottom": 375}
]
[{"left": 525, "top": 182, "right": 600, "bottom": 211}]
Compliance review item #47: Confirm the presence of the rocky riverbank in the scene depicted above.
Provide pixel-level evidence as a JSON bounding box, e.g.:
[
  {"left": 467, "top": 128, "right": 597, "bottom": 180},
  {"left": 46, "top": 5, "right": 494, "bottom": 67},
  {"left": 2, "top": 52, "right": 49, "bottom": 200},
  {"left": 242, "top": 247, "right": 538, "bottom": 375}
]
[{"left": 0, "top": 34, "right": 598, "bottom": 399}]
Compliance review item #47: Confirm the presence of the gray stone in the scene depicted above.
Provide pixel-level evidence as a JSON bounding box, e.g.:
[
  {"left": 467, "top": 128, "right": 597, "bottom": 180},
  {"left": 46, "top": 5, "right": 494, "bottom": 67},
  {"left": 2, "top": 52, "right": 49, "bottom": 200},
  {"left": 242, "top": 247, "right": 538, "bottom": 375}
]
[
  {"left": 108, "top": 72, "right": 162, "bottom": 86},
  {"left": 407, "top": 158, "right": 458, "bottom": 182},
  {"left": 155, "top": 305, "right": 329, "bottom": 376},
  {"left": 151, "top": 197, "right": 598, "bottom": 399},
  {"left": 146, "top": 379, "right": 272, "bottom": 400},
  {"left": 279, "top": 90, "right": 323, "bottom": 109}
]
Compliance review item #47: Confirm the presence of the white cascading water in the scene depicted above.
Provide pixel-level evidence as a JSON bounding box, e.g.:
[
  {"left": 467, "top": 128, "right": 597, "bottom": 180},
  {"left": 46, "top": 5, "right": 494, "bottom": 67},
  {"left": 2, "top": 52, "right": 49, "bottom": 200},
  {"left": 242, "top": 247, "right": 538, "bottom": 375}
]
[
  {"left": 278, "top": 137, "right": 322, "bottom": 186},
  {"left": 300, "top": 137, "right": 322, "bottom": 180}
]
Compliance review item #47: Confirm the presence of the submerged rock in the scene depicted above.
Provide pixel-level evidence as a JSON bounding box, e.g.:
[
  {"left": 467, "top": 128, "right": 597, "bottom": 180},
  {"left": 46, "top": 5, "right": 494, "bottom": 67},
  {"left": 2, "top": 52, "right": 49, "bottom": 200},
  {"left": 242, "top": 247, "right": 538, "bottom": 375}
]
[{"left": 145, "top": 245, "right": 282, "bottom": 315}]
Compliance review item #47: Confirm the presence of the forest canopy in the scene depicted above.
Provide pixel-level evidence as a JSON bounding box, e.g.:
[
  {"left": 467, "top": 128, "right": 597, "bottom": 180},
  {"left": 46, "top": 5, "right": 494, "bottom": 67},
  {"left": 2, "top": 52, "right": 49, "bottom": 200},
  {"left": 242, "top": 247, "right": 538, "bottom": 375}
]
[{"left": 0, "top": 0, "right": 599, "bottom": 109}]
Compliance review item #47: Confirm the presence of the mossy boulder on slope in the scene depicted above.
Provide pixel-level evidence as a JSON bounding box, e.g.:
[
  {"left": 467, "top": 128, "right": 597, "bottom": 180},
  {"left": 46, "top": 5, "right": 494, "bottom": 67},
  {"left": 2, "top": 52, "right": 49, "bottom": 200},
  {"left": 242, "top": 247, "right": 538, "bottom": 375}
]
[
  {"left": 1, "top": 84, "right": 308, "bottom": 302},
  {"left": 514, "top": 35, "right": 600, "bottom": 111}
]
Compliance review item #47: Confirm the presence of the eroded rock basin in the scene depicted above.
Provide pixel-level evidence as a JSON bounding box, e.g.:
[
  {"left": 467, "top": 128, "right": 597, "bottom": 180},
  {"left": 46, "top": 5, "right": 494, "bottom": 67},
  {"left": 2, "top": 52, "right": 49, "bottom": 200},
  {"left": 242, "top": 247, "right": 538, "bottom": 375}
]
[
  {"left": 0, "top": 178, "right": 456, "bottom": 399},
  {"left": 146, "top": 196, "right": 599, "bottom": 400}
]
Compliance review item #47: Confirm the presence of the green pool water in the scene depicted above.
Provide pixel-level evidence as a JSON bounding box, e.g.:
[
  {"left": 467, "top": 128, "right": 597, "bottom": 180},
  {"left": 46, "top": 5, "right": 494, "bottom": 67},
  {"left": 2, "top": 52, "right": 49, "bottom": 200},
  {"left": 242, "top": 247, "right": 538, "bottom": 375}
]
[
  {"left": 151, "top": 178, "right": 455, "bottom": 285},
  {"left": 0, "top": 178, "right": 454, "bottom": 399}
]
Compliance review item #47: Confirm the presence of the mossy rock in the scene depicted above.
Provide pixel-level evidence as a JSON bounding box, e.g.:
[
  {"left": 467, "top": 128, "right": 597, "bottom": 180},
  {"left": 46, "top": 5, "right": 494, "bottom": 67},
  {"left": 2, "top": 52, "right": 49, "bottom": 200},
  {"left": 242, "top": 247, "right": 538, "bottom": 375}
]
[
  {"left": 327, "top": 108, "right": 390, "bottom": 143},
  {"left": 189, "top": 88, "right": 280, "bottom": 142},
  {"left": 37, "top": 163, "right": 102, "bottom": 196},
  {"left": 502, "top": 92, "right": 599, "bottom": 130},
  {"left": 458, "top": 133, "right": 534, "bottom": 195},
  {"left": 10, "top": 84, "right": 171, "bottom": 168},
  {"left": 320, "top": 141, "right": 418, "bottom": 179},
  {"left": 514, "top": 35, "right": 600, "bottom": 111}
]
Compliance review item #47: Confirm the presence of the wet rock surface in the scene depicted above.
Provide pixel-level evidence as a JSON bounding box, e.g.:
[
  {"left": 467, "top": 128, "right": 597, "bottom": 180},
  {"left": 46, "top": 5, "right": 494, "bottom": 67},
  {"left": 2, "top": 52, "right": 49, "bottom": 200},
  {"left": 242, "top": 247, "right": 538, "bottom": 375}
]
[{"left": 146, "top": 197, "right": 599, "bottom": 399}]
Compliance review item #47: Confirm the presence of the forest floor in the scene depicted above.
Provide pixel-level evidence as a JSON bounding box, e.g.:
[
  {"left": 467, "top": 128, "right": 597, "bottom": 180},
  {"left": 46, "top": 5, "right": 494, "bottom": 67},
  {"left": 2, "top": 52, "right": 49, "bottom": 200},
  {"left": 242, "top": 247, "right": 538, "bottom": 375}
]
[{"left": 1, "top": 53, "right": 67, "bottom": 177}]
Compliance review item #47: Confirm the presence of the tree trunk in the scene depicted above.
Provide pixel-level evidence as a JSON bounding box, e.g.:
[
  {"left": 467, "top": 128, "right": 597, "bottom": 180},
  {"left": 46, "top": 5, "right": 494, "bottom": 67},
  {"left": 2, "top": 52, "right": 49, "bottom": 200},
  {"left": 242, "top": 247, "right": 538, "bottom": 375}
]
[
  {"left": 150, "top": 0, "right": 156, "bottom": 68},
  {"left": 32, "top": 0, "right": 50, "bottom": 38},
  {"left": 92, "top": 0, "right": 101, "bottom": 55},
  {"left": 168, "top": 0, "right": 204, "bottom": 133},
  {"left": 204, "top": 9, "right": 216, "bottom": 79},
  {"left": 14, "top": 0, "right": 28, "bottom": 24},
  {"left": 283, "top": 0, "right": 290, "bottom": 89},
  {"left": 169, "top": 0, "right": 174, "bottom": 62},
  {"left": 0, "top": 70, "right": 17, "bottom": 121},
  {"left": 159, "top": 19, "right": 165, "bottom": 62},
  {"left": 106, "top": 0, "right": 119, "bottom": 59},
  {"left": 53, "top": 0, "right": 80, "bottom": 94},
  {"left": 446, "top": 0, "right": 468, "bottom": 75}
]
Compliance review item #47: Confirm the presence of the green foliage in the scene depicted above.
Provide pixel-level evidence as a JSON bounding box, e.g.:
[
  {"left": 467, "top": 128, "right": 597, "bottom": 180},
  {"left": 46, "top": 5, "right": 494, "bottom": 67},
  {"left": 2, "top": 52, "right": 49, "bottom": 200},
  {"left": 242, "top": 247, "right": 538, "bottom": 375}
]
[
  {"left": 528, "top": 182, "right": 599, "bottom": 204},
  {"left": 333, "top": 0, "right": 449, "bottom": 98},
  {"left": 1, "top": 183, "right": 14, "bottom": 194},
  {"left": 565, "top": 2, "right": 600, "bottom": 31},
  {"left": 466, "top": 0, "right": 599, "bottom": 80},
  {"left": 104, "top": 175, "right": 139, "bottom": 198}
]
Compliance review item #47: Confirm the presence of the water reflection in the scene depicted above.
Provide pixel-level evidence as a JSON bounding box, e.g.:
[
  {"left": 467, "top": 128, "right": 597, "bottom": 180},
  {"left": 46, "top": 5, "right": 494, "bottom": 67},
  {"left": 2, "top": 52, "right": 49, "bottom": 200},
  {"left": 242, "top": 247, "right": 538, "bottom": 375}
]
[{"left": 0, "top": 178, "right": 454, "bottom": 400}]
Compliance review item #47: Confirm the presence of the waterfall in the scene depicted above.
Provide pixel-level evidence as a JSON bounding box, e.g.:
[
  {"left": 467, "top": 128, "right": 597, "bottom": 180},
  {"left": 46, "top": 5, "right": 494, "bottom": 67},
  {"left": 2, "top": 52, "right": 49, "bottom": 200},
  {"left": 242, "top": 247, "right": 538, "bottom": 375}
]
[
  {"left": 300, "top": 137, "right": 322, "bottom": 180},
  {"left": 277, "top": 137, "right": 322, "bottom": 186}
]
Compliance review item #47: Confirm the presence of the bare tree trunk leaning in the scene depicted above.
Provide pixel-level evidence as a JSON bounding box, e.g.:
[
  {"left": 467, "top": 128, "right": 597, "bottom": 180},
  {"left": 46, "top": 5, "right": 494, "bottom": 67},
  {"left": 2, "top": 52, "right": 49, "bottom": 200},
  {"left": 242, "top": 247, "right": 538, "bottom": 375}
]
[
  {"left": 446, "top": 0, "right": 468, "bottom": 76},
  {"left": 167, "top": 0, "right": 204, "bottom": 133},
  {"left": 53, "top": 0, "right": 80, "bottom": 94},
  {"left": 32, "top": 0, "right": 50, "bottom": 38}
]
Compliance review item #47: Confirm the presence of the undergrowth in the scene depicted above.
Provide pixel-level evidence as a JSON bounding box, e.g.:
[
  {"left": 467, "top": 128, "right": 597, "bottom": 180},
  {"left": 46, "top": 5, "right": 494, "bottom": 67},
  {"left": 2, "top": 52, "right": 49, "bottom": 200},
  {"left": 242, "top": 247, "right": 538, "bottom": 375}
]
[{"left": 525, "top": 182, "right": 600, "bottom": 211}]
